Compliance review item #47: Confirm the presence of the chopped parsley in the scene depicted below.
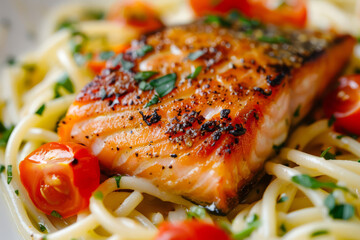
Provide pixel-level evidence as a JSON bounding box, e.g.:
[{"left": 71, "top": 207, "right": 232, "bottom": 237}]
[
  {"left": 320, "top": 147, "right": 335, "bottom": 160},
  {"left": 336, "top": 135, "right": 345, "bottom": 140},
  {"left": 134, "top": 71, "right": 158, "bottom": 82},
  {"left": 150, "top": 73, "right": 177, "bottom": 97},
  {"left": 293, "top": 105, "right": 301, "bottom": 117},
  {"left": 272, "top": 143, "right": 285, "bottom": 154},
  {"left": 6, "top": 56, "right": 16, "bottom": 65},
  {"left": 258, "top": 35, "right": 290, "bottom": 44},
  {"left": 54, "top": 73, "right": 74, "bottom": 98},
  {"left": 187, "top": 50, "right": 206, "bottom": 61},
  {"left": 0, "top": 165, "right": 5, "bottom": 173},
  {"left": 310, "top": 229, "right": 329, "bottom": 238},
  {"left": 73, "top": 52, "right": 93, "bottom": 66},
  {"left": 144, "top": 95, "right": 159, "bottom": 108},
  {"left": 324, "top": 194, "right": 355, "bottom": 220},
  {"left": 39, "top": 223, "right": 47, "bottom": 233},
  {"left": 233, "top": 214, "right": 260, "bottom": 240},
  {"left": 186, "top": 66, "right": 203, "bottom": 79},
  {"left": 187, "top": 206, "right": 206, "bottom": 219},
  {"left": 0, "top": 124, "right": 15, "bottom": 148},
  {"left": 136, "top": 45, "right": 154, "bottom": 57},
  {"left": 279, "top": 223, "right": 287, "bottom": 235},
  {"left": 14, "top": 189, "right": 19, "bottom": 196},
  {"left": 7, "top": 165, "right": 12, "bottom": 184},
  {"left": 93, "top": 191, "right": 104, "bottom": 200},
  {"left": 57, "top": 20, "right": 75, "bottom": 31},
  {"left": 291, "top": 174, "right": 354, "bottom": 196},
  {"left": 99, "top": 51, "right": 115, "bottom": 60},
  {"left": 328, "top": 115, "right": 336, "bottom": 127},
  {"left": 69, "top": 31, "right": 88, "bottom": 54},
  {"left": 50, "top": 210, "right": 62, "bottom": 218},
  {"left": 204, "top": 15, "right": 231, "bottom": 27},
  {"left": 85, "top": 10, "right": 105, "bottom": 20},
  {"left": 35, "top": 104, "right": 46, "bottom": 116},
  {"left": 114, "top": 175, "right": 121, "bottom": 188}
]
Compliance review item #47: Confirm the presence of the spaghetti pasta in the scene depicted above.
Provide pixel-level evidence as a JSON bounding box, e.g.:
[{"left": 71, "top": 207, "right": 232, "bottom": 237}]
[{"left": 1, "top": 0, "right": 360, "bottom": 240}]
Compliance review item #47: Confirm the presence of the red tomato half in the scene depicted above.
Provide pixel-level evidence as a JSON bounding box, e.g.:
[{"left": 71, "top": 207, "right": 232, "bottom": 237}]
[
  {"left": 190, "top": 0, "right": 307, "bottom": 28},
  {"left": 19, "top": 142, "right": 100, "bottom": 218},
  {"left": 107, "top": 0, "right": 164, "bottom": 33},
  {"left": 323, "top": 75, "right": 360, "bottom": 135},
  {"left": 155, "top": 220, "right": 231, "bottom": 240}
]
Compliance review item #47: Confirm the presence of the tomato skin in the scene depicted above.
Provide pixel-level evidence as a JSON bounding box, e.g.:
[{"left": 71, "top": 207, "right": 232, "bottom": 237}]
[
  {"left": 155, "top": 220, "right": 231, "bottom": 240},
  {"left": 107, "top": 0, "right": 164, "bottom": 33},
  {"left": 19, "top": 142, "right": 100, "bottom": 218},
  {"left": 190, "top": 0, "right": 307, "bottom": 28},
  {"left": 323, "top": 75, "right": 360, "bottom": 135}
]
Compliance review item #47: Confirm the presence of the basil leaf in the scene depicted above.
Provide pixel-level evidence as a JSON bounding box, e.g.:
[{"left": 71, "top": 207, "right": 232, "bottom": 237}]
[
  {"left": 186, "top": 66, "right": 202, "bottom": 79},
  {"left": 258, "top": 35, "right": 290, "bottom": 44},
  {"left": 205, "top": 15, "right": 231, "bottom": 27},
  {"left": 136, "top": 45, "right": 154, "bottom": 57},
  {"left": 7, "top": 165, "right": 12, "bottom": 184},
  {"left": 0, "top": 125, "right": 15, "bottom": 148},
  {"left": 144, "top": 95, "right": 159, "bottom": 108},
  {"left": 35, "top": 104, "right": 46, "bottom": 116},
  {"left": 187, "top": 206, "right": 206, "bottom": 219},
  {"left": 50, "top": 210, "right": 62, "bottom": 218},
  {"left": 39, "top": 224, "right": 47, "bottom": 233},
  {"left": 112, "top": 54, "right": 134, "bottom": 71},
  {"left": 139, "top": 81, "right": 154, "bottom": 91},
  {"left": 54, "top": 74, "right": 74, "bottom": 98},
  {"left": 0, "top": 165, "right": 5, "bottom": 173},
  {"left": 320, "top": 147, "right": 336, "bottom": 160},
  {"left": 134, "top": 71, "right": 158, "bottom": 82},
  {"left": 187, "top": 50, "right": 206, "bottom": 61},
  {"left": 150, "top": 73, "right": 177, "bottom": 97},
  {"left": 99, "top": 51, "right": 115, "bottom": 60},
  {"left": 311, "top": 230, "right": 329, "bottom": 237}
]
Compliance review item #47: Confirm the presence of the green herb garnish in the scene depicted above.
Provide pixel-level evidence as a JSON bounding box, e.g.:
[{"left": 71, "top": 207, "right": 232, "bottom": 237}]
[
  {"left": 69, "top": 31, "right": 88, "bottom": 54},
  {"left": 7, "top": 165, "right": 12, "bottom": 184},
  {"left": 134, "top": 71, "right": 158, "bottom": 82},
  {"left": 0, "top": 165, "right": 5, "bottom": 173},
  {"left": 186, "top": 66, "right": 202, "bottom": 79},
  {"left": 93, "top": 191, "right": 104, "bottom": 200},
  {"left": 39, "top": 223, "right": 47, "bottom": 233},
  {"left": 50, "top": 210, "right": 62, "bottom": 218},
  {"left": 233, "top": 214, "right": 260, "bottom": 240},
  {"left": 150, "top": 73, "right": 177, "bottom": 97},
  {"left": 6, "top": 56, "right": 16, "bottom": 65},
  {"left": 139, "top": 81, "right": 154, "bottom": 91},
  {"left": 187, "top": 206, "right": 206, "bottom": 219},
  {"left": 205, "top": 15, "right": 231, "bottom": 27},
  {"left": 279, "top": 223, "right": 287, "bottom": 235},
  {"left": 324, "top": 194, "right": 354, "bottom": 220},
  {"left": 277, "top": 195, "right": 288, "bottom": 203},
  {"left": 0, "top": 125, "right": 15, "bottom": 148},
  {"left": 73, "top": 52, "right": 93, "bottom": 66},
  {"left": 320, "top": 147, "right": 335, "bottom": 160},
  {"left": 272, "top": 143, "right": 285, "bottom": 154},
  {"left": 54, "top": 73, "right": 74, "bottom": 98},
  {"left": 35, "top": 104, "right": 46, "bottom": 116},
  {"left": 144, "top": 95, "right": 159, "bottom": 108},
  {"left": 114, "top": 175, "right": 121, "bottom": 188},
  {"left": 328, "top": 115, "right": 336, "bottom": 127},
  {"left": 112, "top": 53, "right": 134, "bottom": 70},
  {"left": 99, "top": 51, "right": 115, "bottom": 60},
  {"left": 22, "top": 63, "right": 37, "bottom": 72},
  {"left": 136, "top": 45, "right": 154, "bottom": 57},
  {"left": 14, "top": 189, "right": 19, "bottom": 196},
  {"left": 311, "top": 229, "right": 329, "bottom": 237},
  {"left": 187, "top": 50, "right": 206, "bottom": 61},
  {"left": 258, "top": 35, "right": 290, "bottom": 44}
]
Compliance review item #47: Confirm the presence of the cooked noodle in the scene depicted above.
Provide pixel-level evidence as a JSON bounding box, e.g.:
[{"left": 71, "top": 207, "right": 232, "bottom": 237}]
[{"left": 1, "top": 1, "right": 360, "bottom": 240}]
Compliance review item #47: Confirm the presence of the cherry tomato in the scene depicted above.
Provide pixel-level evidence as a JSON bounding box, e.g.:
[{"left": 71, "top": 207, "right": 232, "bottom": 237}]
[
  {"left": 155, "top": 220, "right": 231, "bottom": 240},
  {"left": 323, "top": 75, "right": 360, "bottom": 136},
  {"left": 19, "top": 142, "right": 100, "bottom": 218},
  {"left": 190, "top": 0, "right": 307, "bottom": 28},
  {"left": 107, "top": 0, "right": 164, "bottom": 33},
  {"left": 189, "top": 0, "right": 238, "bottom": 16},
  {"left": 241, "top": 0, "right": 307, "bottom": 28}
]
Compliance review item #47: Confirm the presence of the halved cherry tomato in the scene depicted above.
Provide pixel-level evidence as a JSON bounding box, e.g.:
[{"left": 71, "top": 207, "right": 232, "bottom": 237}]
[
  {"left": 107, "top": 0, "right": 164, "bottom": 33},
  {"left": 190, "top": 0, "right": 307, "bottom": 28},
  {"left": 19, "top": 142, "right": 100, "bottom": 218},
  {"left": 189, "top": 0, "right": 238, "bottom": 16},
  {"left": 241, "top": 0, "right": 307, "bottom": 28},
  {"left": 155, "top": 220, "right": 231, "bottom": 240},
  {"left": 323, "top": 75, "right": 360, "bottom": 135}
]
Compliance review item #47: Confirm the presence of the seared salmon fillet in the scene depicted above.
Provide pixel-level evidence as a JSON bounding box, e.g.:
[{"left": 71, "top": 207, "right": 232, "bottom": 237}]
[{"left": 58, "top": 17, "right": 355, "bottom": 213}]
